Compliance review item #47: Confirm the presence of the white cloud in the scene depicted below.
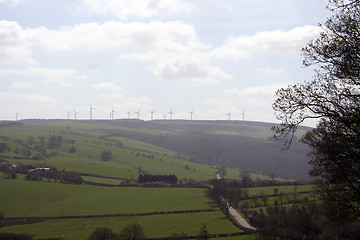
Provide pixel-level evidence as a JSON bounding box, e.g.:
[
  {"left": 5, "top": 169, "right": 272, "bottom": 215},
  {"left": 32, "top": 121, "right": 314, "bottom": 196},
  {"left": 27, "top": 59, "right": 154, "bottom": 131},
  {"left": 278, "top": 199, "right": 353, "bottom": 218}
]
[
  {"left": 91, "top": 82, "right": 122, "bottom": 91},
  {"left": 0, "top": 0, "right": 20, "bottom": 6},
  {"left": 25, "top": 21, "right": 198, "bottom": 52},
  {"left": 82, "top": 0, "right": 195, "bottom": 19},
  {"left": 223, "top": 84, "right": 286, "bottom": 97},
  {"left": 258, "top": 67, "right": 284, "bottom": 74},
  {"left": 0, "top": 66, "right": 86, "bottom": 87},
  {"left": 0, "top": 92, "right": 57, "bottom": 104},
  {"left": 1, "top": 20, "right": 229, "bottom": 85},
  {"left": 97, "top": 93, "right": 123, "bottom": 99},
  {"left": 210, "top": 25, "right": 322, "bottom": 59},
  {"left": 9, "top": 81, "right": 33, "bottom": 89},
  {"left": 0, "top": 21, "right": 37, "bottom": 65}
]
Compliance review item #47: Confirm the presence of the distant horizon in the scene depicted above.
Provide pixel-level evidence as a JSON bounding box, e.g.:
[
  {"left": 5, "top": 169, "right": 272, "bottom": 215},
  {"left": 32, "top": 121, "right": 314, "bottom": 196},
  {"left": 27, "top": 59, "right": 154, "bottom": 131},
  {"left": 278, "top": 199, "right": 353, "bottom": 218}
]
[{"left": 1, "top": 117, "right": 314, "bottom": 129}]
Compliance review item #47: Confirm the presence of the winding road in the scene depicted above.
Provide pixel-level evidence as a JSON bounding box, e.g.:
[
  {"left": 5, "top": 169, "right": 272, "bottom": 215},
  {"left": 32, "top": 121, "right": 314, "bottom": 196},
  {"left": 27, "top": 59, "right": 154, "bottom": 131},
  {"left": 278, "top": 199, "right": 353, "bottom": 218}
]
[{"left": 216, "top": 173, "right": 256, "bottom": 231}]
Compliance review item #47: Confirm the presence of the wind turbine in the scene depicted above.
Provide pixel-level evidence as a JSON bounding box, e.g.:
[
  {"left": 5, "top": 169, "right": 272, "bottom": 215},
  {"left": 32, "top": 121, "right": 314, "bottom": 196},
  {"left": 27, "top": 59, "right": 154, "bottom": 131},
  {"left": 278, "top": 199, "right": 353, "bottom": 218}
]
[
  {"left": 150, "top": 108, "right": 155, "bottom": 121},
  {"left": 110, "top": 107, "right": 116, "bottom": 120},
  {"left": 74, "top": 109, "right": 79, "bottom": 120},
  {"left": 168, "top": 108, "right": 175, "bottom": 120},
  {"left": 135, "top": 108, "right": 141, "bottom": 120},
  {"left": 226, "top": 111, "right": 232, "bottom": 121},
  {"left": 162, "top": 113, "right": 167, "bottom": 120},
  {"left": 127, "top": 109, "right": 131, "bottom": 119},
  {"left": 241, "top": 110, "right": 246, "bottom": 121},
  {"left": 189, "top": 108, "right": 195, "bottom": 121},
  {"left": 15, "top": 111, "right": 20, "bottom": 121},
  {"left": 89, "top": 104, "right": 95, "bottom": 120},
  {"left": 66, "top": 111, "right": 72, "bottom": 120}
]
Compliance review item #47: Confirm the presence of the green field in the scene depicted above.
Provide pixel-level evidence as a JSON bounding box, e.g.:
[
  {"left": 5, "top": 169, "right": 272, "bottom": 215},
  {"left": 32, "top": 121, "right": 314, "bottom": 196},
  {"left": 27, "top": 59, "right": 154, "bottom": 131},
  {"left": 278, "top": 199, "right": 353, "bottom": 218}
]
[
  {"left": 0, "top": 177, "right": 214, "bottom": 218},
  {"left": 0, "top": 212, "right": 243, "bottom": 240}
]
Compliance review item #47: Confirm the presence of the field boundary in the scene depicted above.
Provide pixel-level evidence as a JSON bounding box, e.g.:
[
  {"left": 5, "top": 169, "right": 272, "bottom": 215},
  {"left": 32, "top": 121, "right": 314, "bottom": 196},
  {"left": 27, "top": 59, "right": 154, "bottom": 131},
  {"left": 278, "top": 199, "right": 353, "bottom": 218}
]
[{"left": 4, "top": 209, "right": 218, "bottom": 221}]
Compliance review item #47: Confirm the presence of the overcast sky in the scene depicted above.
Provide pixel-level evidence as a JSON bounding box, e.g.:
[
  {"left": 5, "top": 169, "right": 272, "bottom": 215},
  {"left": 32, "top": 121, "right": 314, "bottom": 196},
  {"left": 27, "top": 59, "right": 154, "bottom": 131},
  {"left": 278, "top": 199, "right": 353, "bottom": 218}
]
[{"left": 0, "top": 0, "right": 331, "bottom": 124}]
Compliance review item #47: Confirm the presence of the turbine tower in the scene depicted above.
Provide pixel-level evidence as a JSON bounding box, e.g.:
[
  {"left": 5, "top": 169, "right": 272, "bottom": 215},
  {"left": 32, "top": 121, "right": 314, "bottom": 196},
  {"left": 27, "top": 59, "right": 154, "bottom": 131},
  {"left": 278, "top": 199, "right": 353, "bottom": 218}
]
[
  {"left": 226, "top": 111, "right": 232, "bottom": 121},
  {"left": 189, "top": 108, "right": 195, "bottom": 121},
  {"left": 89, "top": 104, "right": 95, "bottom": 120},
  {"left": 135, "top": 108, "right": 141, "bottom": 120},
  {"left": 127, "top": 109, "right": 131, "bottom": 119},
  {"left": 74, "top": 109, "right": 79, "bottom": 120},
  {"left": 150, "top": 108, "right": 155, "bottom": 121},
  {"left": 168, "top": 108, "right": 175, "bottom": 120},
  {"left": 15, "top": 111, "right": 20, "bottom": 121},
  {"left": 162, "top": 113, "right": 167, "bottom": 120},
  {"left": 241, "top": 110, "right": 246, "bottom": 121},
  {"left": 66, "top": 111, "right": 72, "bottom": 120},
  {"left": 110, "top": 107, "right": 116, "bottom": 120}
]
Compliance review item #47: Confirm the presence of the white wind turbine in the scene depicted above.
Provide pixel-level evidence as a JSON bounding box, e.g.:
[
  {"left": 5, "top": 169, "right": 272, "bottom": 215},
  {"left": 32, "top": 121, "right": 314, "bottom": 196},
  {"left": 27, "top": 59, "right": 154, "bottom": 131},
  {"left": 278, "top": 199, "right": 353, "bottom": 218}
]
[
  {"left": 15, "top": 111, "right": 20, "bottom": 121},
  {"left": 127, "top": 109, "right": 131, "bottom": 119},
  {"left": 162, "top": 113, "right": 167, "bottom": 120},
  {"left": 168, "top": 108, "right": 175, "bottom": 120},
  {"left": 74, "top": 109, "right": 79, "bottom": 120},
  {"left": 135, "top": 108, "right": 141, "bottom": 119},
  {"left": 89, "top": 104, "right": 95, "bottom": 120},
  {"left": 189, "top": 108, "right": 195, "bottom": 121},
  {"left": 110, "top": 107, "right": 117, "bottom": 120},
  {"left": 66, "top": 111, "right": 72, "bottom": 120},
  {"left": 150, "top": 108, "right": 155, "bottom": 121},
  {"left": 241, "top": 110, "right": 246, "bottom": 121},
  {"left": 226, "top": 111, "right": 232, "bottom": 121}
]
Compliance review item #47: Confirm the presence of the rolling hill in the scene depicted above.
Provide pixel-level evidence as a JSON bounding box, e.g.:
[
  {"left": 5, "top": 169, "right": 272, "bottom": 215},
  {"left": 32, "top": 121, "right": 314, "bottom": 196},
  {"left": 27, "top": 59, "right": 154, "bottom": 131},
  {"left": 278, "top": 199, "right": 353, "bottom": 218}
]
[{"left": 0, "top": 119, "right": 312, "bottom": 180}]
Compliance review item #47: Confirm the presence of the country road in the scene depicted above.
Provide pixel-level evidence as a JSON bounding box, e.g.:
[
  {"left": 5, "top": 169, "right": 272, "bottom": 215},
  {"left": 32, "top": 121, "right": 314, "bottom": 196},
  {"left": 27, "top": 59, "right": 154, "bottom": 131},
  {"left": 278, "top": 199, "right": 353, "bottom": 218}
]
[
  {"left": 228, "top": 206, "right": 256, "bottom": 230},
  {"left": 215, "top": 172, "right": 256, "bottom": 230}
]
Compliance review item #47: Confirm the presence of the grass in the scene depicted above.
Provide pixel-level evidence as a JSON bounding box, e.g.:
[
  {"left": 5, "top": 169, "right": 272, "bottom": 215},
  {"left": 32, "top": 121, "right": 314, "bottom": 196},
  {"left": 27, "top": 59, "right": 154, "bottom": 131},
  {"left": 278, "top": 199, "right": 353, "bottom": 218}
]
[
  {"left": 0, "top": 122, "right": 217, "bottom": 181},
  {"left": 246, "top": 184, "right": 314, "bottom": 196},
  {"left": 0, "top": 177, "right": 214, "bottom": 218},
  {"left": 0, "top": 212, "right": 242, "bottom": 240}
]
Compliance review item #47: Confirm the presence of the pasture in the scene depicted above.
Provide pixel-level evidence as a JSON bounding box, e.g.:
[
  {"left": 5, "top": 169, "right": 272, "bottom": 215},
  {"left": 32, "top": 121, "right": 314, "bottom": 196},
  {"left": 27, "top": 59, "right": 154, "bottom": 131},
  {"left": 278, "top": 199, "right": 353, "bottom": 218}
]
[
  {"left": 0, "top": 212, "right": 242, "bottom": 240},
  {"left": 0, "top": 177, "right": 214, "bottom": 218}
]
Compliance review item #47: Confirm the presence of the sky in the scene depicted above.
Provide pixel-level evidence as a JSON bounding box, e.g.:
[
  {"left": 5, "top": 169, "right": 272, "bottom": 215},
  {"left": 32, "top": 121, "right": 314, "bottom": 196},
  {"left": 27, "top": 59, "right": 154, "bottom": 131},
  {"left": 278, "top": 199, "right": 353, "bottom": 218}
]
[{"left": 0, "top": 0, "right": 331, "bottom": 125}]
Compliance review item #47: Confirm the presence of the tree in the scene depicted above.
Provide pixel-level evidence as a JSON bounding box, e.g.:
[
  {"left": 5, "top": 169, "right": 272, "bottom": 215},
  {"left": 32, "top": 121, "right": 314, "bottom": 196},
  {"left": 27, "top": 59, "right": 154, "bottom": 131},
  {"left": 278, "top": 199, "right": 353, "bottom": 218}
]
[
  {"left": 0, "top": 143, "right": 7, "bottom": 153},
  {"left": 100, "top": 150, "right": 112, "bottom": 162},
  {"left": 196, "top": 224, "right": 210, "bottom": 240},
  {"left": 69, "top": 145, "right": 77, "bottom": 153},
  {"left": 118, "top": 223, "right": 146, "bottom": 240},
  {"left": 88, "top": 227, "right": 117, "bottom": 240},
  {"left": 273, "top": 0, "right": 360, "bottom": 222}
]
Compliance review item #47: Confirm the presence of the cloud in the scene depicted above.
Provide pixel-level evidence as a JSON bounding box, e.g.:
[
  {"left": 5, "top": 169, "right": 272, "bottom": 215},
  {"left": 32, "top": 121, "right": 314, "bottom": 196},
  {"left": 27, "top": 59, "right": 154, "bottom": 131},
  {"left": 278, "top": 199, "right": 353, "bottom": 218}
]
[
  {"left": 1, "top": 20, "right": 229, "bottom": 85},
  {"left": 257, "top": 67, "right": 284, "bottom": 74},
  {"left": 24, "top": 21, "right": 198, "bottom": 52},
  {"left": 9, "top": 81, "right": 33, "bottom": 89},
  {"left": 82, "top": 0, "right": 195, "bottom": 19},
  {"left": 0, "top": 66, "right": 86, "bottom": 87},
  {"left": 97, "top": 93, "right": 123, "bottom": 99},
  {"left": 0, "top": 0, "right": 20, "bottom": 6},
  {"left": 210, "top": 25, "right": 322, "bottom": 59},
  {"left": 0, "top": 21, "right": 37, "bottom": 65},
  {"left": 91, "top": 82, "right": 122, "bottom": 91},
  {"left": 223, "top": 83, "right": 287, "bottom": 97},
  {"left": 0, "top": 92, "right": 57, "bottom": 104}
]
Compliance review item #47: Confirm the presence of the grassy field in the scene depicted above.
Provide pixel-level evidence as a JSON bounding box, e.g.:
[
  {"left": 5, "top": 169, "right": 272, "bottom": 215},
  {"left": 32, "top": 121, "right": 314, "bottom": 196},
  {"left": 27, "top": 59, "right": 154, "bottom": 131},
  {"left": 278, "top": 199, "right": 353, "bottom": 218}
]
[
  {"left": 246, "top": 184, "right": 314, "bottom": 196},
  {"left": 0, "top": 177, "right": 214, "bottom": 218},
  {"left": 0, "top": 212, "right": 244, "bottom": 240},
  {"left": 0, "top": 121, "right": 218, "bottom": 181}
]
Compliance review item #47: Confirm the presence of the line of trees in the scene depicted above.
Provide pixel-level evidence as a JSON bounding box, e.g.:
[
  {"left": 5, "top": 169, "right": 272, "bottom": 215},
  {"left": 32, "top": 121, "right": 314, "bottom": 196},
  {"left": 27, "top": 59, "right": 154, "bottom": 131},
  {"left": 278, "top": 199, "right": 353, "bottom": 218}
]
[
  {"left": 273, "top": 0, "right": 360, "bottom": 223},
  {"left": 138, "top": 174, "right": 178, "bottom": 184},
  {"left": 249, "top": 202, "right": 360, "bottom": 240},
  {"left": 0, "top": 164, "right": 82, "bottom": 184}
]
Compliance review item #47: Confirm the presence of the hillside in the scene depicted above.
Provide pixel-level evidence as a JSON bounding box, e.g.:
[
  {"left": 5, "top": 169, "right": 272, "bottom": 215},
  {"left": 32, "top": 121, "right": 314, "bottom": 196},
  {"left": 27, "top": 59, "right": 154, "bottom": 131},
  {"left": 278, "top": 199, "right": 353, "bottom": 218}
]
[{"left": 0, "top": 119, "right": 312, "bottom": 180}]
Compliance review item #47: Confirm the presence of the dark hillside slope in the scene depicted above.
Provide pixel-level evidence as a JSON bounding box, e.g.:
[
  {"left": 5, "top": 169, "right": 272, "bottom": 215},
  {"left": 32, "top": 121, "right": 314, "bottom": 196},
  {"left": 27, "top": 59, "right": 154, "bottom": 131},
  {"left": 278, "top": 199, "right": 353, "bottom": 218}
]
[{"left": 95, "top": 120, "right": 311, "bottom": 180}]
